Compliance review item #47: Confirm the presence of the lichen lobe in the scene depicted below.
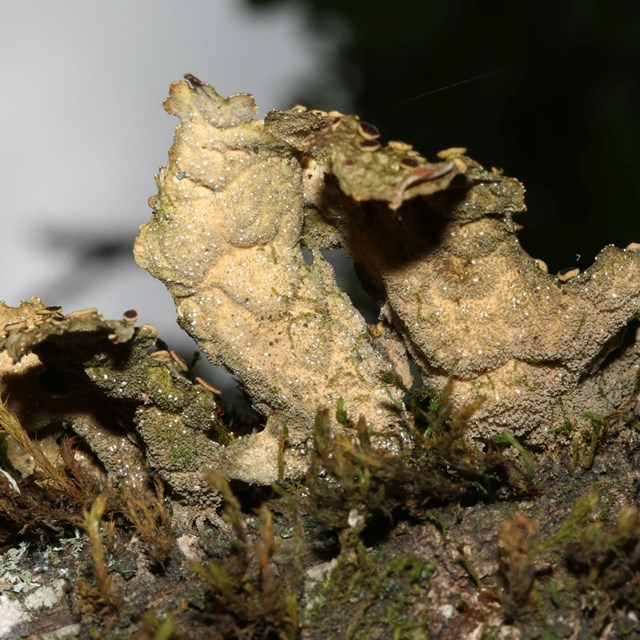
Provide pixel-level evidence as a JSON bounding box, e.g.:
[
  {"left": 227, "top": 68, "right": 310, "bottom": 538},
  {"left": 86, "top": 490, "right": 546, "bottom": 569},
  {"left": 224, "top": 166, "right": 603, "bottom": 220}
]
[
  {"left": 136, "top": 76, "right": 640, "bottom": 481},
  {"left": 135, "top": 76, "right": 408, "bottom": 484}
]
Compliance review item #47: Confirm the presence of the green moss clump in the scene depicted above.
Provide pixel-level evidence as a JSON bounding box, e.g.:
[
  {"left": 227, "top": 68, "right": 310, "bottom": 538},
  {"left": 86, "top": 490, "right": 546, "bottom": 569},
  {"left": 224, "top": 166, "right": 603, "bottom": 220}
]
[
  {"left": 496, "top": 492, "right": 640, "bottom": 636},
  {"left": 563, "top": 504, "right": 640, "bottom": 623},
  {"left": 189, "top": 470, "right": 300, "bottom": 640},
  {"left": 304, "top": 546, "right": 435, "bottom": 640},
  {"left": 303, "top": 387, "right": 536, "bottom": 554}
]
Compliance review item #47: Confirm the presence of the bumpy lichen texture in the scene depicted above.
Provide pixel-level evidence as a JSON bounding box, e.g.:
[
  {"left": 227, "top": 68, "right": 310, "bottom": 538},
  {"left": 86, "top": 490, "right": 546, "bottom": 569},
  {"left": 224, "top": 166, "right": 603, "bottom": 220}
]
[
  {"left": 136, "top": 76, "right": 640, "bottom": 480},
  {"left": 1, "top": 301, "right": 227, "bottom": 522},
  {"left": 324, "top": 159, "right": 640, "bottom": 443},
  {"left": 134, "top": 76, "right": 414, "bottom": 484}
]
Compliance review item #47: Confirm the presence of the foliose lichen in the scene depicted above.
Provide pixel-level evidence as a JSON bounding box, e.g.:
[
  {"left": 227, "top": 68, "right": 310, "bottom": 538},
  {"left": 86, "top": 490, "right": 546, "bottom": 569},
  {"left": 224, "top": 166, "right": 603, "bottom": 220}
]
[
  {"left": 0, "top": 300, "right": 227, "bottom": 523},
  {"left": 134, "top": 75, "right": 639, "bottom": 482}
]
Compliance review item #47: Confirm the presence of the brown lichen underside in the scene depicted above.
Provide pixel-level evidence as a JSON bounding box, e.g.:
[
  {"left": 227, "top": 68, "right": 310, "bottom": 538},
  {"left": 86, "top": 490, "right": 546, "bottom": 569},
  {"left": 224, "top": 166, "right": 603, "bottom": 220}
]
[{"left": 136, "top": 76, "right": 640, "bottom": 482}]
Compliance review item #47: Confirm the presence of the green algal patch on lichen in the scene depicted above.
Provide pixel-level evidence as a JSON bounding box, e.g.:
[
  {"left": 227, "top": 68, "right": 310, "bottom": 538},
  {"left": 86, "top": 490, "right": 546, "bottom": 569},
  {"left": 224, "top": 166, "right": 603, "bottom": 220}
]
[{"left": 85, "top": 330, "right": 229, "bottom": 445}]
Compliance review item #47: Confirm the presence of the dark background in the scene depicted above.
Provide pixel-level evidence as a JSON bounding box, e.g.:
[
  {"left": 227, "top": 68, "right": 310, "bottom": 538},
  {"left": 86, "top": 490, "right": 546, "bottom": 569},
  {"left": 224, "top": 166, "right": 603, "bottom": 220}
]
[{"left": 248, "top": 0, "right": 640, "bottom": 272}]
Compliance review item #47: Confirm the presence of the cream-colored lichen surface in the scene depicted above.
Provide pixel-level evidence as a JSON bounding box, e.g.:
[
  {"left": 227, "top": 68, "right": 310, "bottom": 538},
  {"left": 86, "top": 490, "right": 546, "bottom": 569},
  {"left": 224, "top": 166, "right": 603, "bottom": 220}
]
[
  {"left": 136, "top": 76, "right": 640, "bottom": 481},
  {"left": 328, "top": 158, "right": 640, "bottom": 444},
  {"left": 134, "top": 77, "right": 412, "bottom": 484}
]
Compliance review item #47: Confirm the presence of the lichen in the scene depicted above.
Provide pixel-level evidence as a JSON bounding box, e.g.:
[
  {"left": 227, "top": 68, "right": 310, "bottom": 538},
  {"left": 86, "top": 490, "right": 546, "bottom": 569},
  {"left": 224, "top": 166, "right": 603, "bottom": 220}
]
[
  {"left": 329, "top": 157, "right": 640, "bottom": 445},
  {"left": 2, "top": 76, "right": 639, "bottom": 639},
  {"left": 135, "top": 75, "right": 640, "bottom": 482},
  {"left": 134, "top": 76, "right": 411, "bottom": 484},
  {"left": 0, "top": 301, "right": 227, "bottom": 525}
]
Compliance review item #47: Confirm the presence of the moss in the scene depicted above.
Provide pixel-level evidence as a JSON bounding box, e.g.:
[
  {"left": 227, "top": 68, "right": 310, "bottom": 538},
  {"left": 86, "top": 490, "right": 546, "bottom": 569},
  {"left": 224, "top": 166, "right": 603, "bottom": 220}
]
[
  {"left": 188, "top": 470, "right": 301, "bottom": 640},
  {"left": 305, "top": 546, "right": 435, "bottom": 639},
  {"left": 490, "top": 490, "right": 640, "bottom": 636},
  {"left": 563, "top": 504, "right": 640, "bottom": 623},
  {"left": 552, "top": 407, "right": 628, "bottom": 470},
  {"left": 498, "top": 514, "right": 540, "bottom": 622},
  {"left": 2, "top": 387, "right": 639, "bottom": 637},
  {"left": 301, "top": 389, "right": 536, "bottom": 557},
  {"left": 75, "top": 493, "right": 122, "bottom": 614}
]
